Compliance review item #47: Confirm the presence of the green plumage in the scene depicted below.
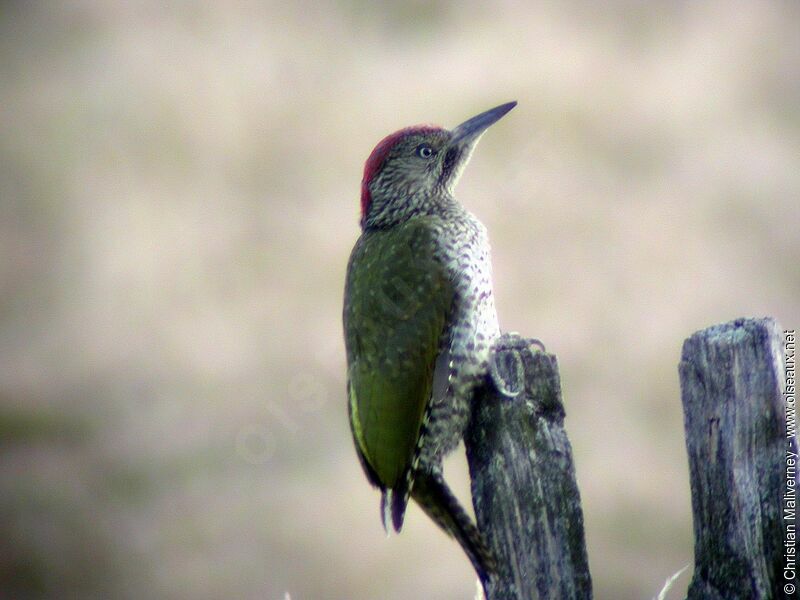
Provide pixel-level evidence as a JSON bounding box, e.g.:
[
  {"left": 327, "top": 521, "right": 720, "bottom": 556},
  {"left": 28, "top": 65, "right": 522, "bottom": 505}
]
[
  {"left": 344, "top": 216, "right": 453, "bottom": 495},
  {"left": 344, "top": 103, "right": 516, "bottom": 586}
]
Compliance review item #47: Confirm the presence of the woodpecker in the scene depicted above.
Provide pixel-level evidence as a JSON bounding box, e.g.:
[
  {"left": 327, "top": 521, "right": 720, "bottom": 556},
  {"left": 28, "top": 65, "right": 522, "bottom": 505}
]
[{"left": 343, "top": 101, "right": 516, "bottom": 583}]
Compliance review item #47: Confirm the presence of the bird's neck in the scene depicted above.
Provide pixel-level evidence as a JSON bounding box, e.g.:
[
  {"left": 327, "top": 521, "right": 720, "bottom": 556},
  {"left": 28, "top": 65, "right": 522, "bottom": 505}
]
[{"left": 361, "top": 191, "right": 461, "bottom": 231}]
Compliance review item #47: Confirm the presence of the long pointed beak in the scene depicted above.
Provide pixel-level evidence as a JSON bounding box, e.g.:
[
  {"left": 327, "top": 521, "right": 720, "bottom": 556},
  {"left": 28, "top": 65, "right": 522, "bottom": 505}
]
[{"left": 450, "top": 101, "right": 517, "bottom": 146}]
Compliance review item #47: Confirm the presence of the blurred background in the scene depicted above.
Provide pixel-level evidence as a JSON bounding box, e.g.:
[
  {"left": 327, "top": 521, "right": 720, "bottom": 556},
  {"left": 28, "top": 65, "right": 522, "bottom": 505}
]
[{"left": 1, "top": 1, "right": 798, "bottom": 598}]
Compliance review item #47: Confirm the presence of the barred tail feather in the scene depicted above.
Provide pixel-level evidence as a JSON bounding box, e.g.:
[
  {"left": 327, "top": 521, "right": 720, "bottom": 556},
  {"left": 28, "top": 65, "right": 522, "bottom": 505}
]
[
  {"left": 382, "top": 483, "right": 411, "bottom": 534},
  {"left": 410, "top": 469, "right": 496, "bottom": 584},
  {"left": 380, "top": 489, "right": 392, "bottom": 534},
  {"left": 391, "top": 479, "right": 409, "bottom": 532}
]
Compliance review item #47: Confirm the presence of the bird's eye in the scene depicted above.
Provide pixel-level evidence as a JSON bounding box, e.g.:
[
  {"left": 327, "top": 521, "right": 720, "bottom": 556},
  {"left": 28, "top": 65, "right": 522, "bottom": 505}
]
[{"left": 416, "top": 144, "right": 435, "bottom": 159}]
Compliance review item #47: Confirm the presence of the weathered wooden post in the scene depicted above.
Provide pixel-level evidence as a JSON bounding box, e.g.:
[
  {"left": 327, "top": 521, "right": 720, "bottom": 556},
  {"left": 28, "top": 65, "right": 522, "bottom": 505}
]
[
  {"left": 466, "top": 333, "right": 592, "bottom": 600},
  {"left": 679, "top": 317, "right": 797, "bottom": 599}
]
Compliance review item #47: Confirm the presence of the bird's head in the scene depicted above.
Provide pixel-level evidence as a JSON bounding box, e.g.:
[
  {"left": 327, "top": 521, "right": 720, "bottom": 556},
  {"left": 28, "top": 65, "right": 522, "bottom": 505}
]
[{"left": 359, "top": 101, "right": 516, "bottom": 229}]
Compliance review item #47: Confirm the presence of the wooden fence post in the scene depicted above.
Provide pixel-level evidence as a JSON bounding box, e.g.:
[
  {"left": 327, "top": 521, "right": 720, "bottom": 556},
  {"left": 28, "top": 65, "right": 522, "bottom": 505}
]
[
  {"left": 679, "top": 317, "right": 797, "bottom": 599},
  {"left": 466, "top": 333, "right": 592, "bottom": 599}
]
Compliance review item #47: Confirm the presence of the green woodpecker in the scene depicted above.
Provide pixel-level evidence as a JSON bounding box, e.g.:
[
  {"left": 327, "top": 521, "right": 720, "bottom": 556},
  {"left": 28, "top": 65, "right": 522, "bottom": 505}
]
[{"left": 343, "top": 101, "right": 516, "bottom": 583}]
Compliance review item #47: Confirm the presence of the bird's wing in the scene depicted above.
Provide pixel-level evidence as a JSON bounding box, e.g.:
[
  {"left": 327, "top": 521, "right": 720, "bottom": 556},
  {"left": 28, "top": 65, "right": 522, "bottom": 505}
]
[{"left": 344, "top": 217, "right": 454, "bottom": 498}]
